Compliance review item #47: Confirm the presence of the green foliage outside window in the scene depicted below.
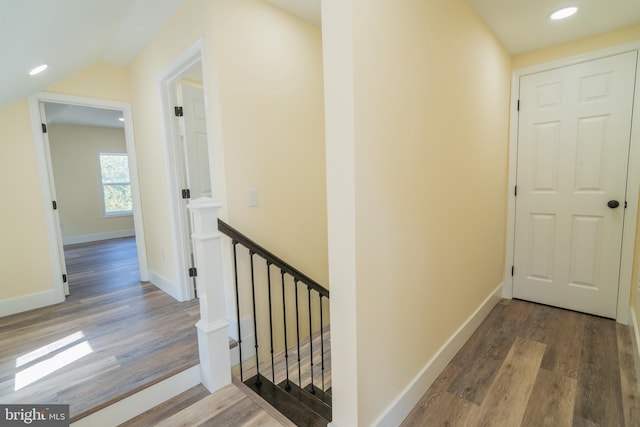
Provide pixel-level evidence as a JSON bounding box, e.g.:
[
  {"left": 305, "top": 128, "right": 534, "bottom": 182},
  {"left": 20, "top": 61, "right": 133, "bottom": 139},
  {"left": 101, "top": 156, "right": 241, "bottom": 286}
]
[{"left": 99, "top": 153, "right": 132, "bottom": 214}]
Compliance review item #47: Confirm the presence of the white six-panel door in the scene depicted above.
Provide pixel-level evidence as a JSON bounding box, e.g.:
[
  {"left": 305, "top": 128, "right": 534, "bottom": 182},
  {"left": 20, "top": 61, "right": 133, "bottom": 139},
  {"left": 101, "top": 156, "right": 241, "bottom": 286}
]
[{"left": 513, "top": 51, "right": 638, "bottom": 318}]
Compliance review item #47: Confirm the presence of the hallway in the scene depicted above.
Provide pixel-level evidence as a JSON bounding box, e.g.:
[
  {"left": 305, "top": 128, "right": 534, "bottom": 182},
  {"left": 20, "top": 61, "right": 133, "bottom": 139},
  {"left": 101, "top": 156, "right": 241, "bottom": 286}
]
[
  {"left": 401, "top": 299, "right": 639, "bottom": 426},
  {"left": 0, "top": 238, "right": 199, "bottom": 422}
]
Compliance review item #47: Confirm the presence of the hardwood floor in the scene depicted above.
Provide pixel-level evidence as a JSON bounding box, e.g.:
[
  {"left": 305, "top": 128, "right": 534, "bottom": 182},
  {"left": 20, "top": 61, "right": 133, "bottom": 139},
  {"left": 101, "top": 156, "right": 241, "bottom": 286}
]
[
  {"left": 64, "top": 237, "right": 141, "bottom": 301},
  {"left": 121, "top": 379, "right": 295, "bottom": 427},
  {"left": 126, "top": 327, "right": 332, "bottom": 426},
  {"left": 116, "top": 298, "right": 640, "bottom": 426},
  {"left": 401, "top": 299, "right": 640, "bottom": 426},
  {"left": 0, "top": 238, "right": 200, "bottom": 422}
]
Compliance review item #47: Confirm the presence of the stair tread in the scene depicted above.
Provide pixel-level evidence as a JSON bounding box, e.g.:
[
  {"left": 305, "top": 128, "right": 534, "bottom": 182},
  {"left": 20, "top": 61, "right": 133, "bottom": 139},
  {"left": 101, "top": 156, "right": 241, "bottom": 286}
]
[
  {"left": 278, "top": 379, "right": 332, "bottom": 421},
  {"left": 244, "top": 374, "right": 330, "bottom": 427},
  {"left": 303, "top": 384, "right": 332, "bottom": 407}
]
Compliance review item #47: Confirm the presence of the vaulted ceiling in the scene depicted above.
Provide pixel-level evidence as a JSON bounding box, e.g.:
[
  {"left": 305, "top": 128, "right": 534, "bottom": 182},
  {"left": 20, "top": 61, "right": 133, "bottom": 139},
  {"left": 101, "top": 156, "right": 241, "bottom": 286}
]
[
  {"left": 0, "top": 0, "right": 185, "bottom": 109},
  {"left": 1, "top": 0, "right": 638, "bottom": 110}
]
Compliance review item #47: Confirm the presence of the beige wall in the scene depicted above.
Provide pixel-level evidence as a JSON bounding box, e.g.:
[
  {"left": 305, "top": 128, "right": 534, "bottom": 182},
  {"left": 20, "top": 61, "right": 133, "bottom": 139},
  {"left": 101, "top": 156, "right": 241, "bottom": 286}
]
[
  {"left": 130, "top": 0, "right": 328, "bottom": 292},
  {"left": 512, "top": 23, "right": 640, "bottom": 69},
  {"left": 324, "top": 0, "right": 511, "bottom": 424},
  {"left": 211, "top": 0, "right": 327, "bottom": 285},
  {"left": 0, "top": 101, "right": 56, "bottom": 300},
  {"left": 632, "top": 187, "right": 640, "bottom": 318},
  {"left": 1, "top": 0, "right": 327, "bottom": 314},
  {"left": 49, "top": 124, "right": 134, "bottom": 240},
  {"left": 46, "top": 62, "right": 133, "bottom": 102},
  {"left": 0, "top": 63, "right": 132, "bottom": 306}
]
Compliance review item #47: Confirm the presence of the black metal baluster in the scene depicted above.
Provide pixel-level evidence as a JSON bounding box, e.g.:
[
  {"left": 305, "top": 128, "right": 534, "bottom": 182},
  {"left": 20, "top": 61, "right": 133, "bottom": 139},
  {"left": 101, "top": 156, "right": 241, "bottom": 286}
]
[
  {"left": 294, "top": 279, "right": 302, "bottom": 386},
  {"left": 232, "top": 240, "right": 243, "bottom": 381},
  {"left": 319, "top": 294, "right": 325, "bottom": 392},
  {"left": 308, "top": 286, "right": 315, "bottom": 394},
  {"left": 281, "top": 270, "right": 291, "bottom": 390},
  {"left": 266, "top": 261, "right": 276, "bottom": 382},
  {"left": 249, "top": 251, "right": 261, "bottom": 386}
]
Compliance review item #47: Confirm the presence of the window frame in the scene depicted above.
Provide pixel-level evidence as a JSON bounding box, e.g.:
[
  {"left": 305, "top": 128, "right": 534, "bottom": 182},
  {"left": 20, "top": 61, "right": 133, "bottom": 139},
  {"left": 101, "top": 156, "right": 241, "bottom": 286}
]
[{"left": 98, "top": 152, "right": 133, "bottom": 217}]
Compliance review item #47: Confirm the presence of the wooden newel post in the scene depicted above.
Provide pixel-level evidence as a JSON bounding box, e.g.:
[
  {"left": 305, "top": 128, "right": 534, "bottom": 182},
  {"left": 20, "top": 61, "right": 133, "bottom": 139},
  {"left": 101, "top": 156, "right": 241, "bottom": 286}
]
[{"left": 188, "top": 197, "right": 231, "bottom": 392}]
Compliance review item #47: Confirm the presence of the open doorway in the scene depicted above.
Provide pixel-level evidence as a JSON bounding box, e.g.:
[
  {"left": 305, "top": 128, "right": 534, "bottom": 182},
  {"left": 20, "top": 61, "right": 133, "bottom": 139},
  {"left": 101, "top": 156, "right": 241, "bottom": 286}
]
[
  {"left": 28, "top": 92, "right": 148, "bottom": 306},
  {"left": 159, "top": 41, "right": 216, "bottom": 302},
  {"left": 44, "top": 103, "right": 142, "bottom": 300}
]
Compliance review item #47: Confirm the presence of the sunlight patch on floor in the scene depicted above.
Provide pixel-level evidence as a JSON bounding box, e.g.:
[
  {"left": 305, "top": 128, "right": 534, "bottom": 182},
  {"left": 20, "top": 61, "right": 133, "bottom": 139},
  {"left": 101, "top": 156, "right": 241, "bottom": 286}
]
[
  {"left": 15, "top": 333, "right": 93, "bottom": 391},
  {"left": 16, "top": 331, "right": 86, "bottom": 368}
]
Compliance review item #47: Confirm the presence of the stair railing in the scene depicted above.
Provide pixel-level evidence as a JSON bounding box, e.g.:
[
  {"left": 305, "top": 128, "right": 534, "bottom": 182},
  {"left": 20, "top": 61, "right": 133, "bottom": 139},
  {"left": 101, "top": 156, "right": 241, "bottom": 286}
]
[{"left": 217, "top": 219, "right": 331, "bottom": 417}]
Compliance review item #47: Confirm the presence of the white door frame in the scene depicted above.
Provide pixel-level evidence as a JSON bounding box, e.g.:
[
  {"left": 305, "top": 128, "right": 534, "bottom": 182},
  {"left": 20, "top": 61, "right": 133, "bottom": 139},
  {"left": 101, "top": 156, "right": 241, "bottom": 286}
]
[
  {"left": 504, "top": 41, "right": 640, "bottom": 324},
  {"left": 28, "top": 92, "right": 150, "bottom": 303},
  {"left": 158, "top": 39, "right": 214, "bottom": 302}
]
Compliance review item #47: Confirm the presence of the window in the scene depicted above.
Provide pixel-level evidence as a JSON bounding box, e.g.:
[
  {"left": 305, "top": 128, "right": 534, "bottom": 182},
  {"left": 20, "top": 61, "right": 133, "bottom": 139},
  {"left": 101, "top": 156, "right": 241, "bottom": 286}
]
[{"left": 99, "top": 153, "right": 132, "bottom": 216}]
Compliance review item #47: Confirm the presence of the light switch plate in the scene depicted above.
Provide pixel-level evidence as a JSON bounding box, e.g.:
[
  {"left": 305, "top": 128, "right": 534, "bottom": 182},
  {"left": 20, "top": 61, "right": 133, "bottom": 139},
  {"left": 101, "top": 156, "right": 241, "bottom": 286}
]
[{"left": 248, "top": 189, "right": 258, "bottom": 207}]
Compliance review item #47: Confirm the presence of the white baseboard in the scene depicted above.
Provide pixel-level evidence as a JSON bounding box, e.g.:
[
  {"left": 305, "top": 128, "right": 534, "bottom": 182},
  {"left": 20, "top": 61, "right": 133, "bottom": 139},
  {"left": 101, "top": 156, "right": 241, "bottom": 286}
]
[
  {"left": 371, "top": 283, "right": 503, "bottom": 427},
  {"left": 70, "top": 365, "right": 201, "bottom": 427},
  {"left": 0, "top": 288, "right": 64, "bottom": 318},
  {"left": 63, "top": 229, "right": 135, "bottom": 245},
  {"left": 630, "top": 307, "right": 640, "bottom": 390},
  {"left": 148, "top": 270, "right": 181, "bottom": 301}
]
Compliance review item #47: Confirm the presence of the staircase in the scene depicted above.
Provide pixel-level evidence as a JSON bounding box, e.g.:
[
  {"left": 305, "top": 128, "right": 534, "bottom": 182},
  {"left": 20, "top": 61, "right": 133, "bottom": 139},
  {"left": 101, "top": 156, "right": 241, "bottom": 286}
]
[{"left": 218, "top": 219, "right": 332, "bottom": 426}]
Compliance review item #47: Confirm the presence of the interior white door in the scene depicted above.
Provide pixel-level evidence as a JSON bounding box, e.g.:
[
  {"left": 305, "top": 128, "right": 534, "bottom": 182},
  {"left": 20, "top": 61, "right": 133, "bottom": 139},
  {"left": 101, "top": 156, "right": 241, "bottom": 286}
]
[
  {"left": 179, "top": 83, "right": 211, "bottom": 199},
  {"left": 513, "top": 51, "right": 637, "bottom": 318},
  {"left": 39, "top": 103, "right": 70, "bottom": 296}
]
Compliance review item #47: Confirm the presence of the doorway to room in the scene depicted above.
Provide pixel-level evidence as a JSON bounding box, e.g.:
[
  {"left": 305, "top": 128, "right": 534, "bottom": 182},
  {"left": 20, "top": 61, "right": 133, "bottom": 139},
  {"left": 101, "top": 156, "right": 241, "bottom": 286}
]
[
  {"left": 510, "top": 50, "right": 639, "bottom": 319},
  {"left": 30, "top": 93, "right": 148, "bottom": 303},
  {"left": 43, "top": 102, "right": 144, "bottom": 300},
  {"left": 159, "top": 42, "right": 217, "bottom": 302}
]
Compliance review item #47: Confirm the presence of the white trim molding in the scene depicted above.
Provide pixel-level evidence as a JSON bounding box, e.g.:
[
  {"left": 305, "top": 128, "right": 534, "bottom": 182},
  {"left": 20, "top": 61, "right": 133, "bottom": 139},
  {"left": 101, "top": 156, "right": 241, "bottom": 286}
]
[
  {"left": 70, "top": 365, "right": 201, "bottom": 427},
  {"left": 62, "top": 229, "right": 135, "bottom": 246},
  {"left": 0, "top": 289, "right": 64, "bottom": 318},
  {"left": 157, "top": 39, "right": 207, "bottom": 303},
  {"left": 148, "top": 270, "right": 181, "bottom": 302},
  {"left": 630, "top": 306, "right": 640, "bottom": 386},
  {"left": 28, "top": 92, "right": 149, "bottom": 293},
  {"left": 371, "top": 283, "right": 503, "bottom": 427},
  {"left": 504, "top": 41, "right": 640, "bottom": 324}
]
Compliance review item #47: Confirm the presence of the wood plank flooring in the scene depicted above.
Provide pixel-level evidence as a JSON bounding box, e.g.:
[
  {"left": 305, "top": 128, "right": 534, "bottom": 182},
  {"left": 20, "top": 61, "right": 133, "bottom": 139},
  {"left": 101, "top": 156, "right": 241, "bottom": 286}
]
[
  {"left": 127, "top": 328, "right": 332, "bottom": 426},
  {"left": 64, "top": 237, "right": 141, "bottom": 302},
  {"left": 0, "top": 238, "right": 200, "bottom": 422},
  {"left": 122, "top": 379, "right": 295, "bottom": 427},
  {"left": 117, "top": 298, "right": 639, "bottom": 426},
  {"left": 401, "top": 299, "right": 640, "bottom": 426}
]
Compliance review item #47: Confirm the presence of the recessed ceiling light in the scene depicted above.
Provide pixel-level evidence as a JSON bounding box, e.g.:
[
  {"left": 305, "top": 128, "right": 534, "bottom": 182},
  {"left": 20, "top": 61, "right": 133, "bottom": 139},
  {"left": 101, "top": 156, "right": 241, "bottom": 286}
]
[
  {"left": 28, "top": 64, "right": 48, "bottom": 76},
  {"left": 118, "top": 117, "right": 125, "bottom": 122},
  {"left": 550, "top": 6, "right": 579, "bottom": 20}
]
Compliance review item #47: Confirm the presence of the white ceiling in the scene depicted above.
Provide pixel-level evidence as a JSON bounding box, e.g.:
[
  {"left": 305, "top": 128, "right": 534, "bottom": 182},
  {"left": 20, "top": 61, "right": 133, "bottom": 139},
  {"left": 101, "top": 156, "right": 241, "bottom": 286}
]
[
  {"left": 0, "top": 0, "right": 638, "bottom": 112},
  {"left": 266, "top": 0, "right": 321, "bottom": 27},
  {"left": 0, "top": 0, "right": 184, "bottom": 109},
  {"left": 44, "top": 103, "right": 125, "bottom": 129},
  {"left": 466, "top": 0, "right": 640, "bottom": 55}
]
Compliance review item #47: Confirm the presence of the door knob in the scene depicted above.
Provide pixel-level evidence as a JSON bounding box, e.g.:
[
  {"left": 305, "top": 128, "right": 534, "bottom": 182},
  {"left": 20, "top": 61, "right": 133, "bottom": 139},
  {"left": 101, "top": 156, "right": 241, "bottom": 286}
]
[{"left": 607, "top": 200, "right": 620, "bottom": 209}]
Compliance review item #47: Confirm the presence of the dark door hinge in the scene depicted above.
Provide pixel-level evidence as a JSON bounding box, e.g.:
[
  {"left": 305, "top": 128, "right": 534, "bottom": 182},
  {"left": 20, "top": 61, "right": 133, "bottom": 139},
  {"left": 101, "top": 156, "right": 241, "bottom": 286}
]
[
  {"left": 514, "top": 185, "right": 518, "bottom": 196},
  {"left": 625, "top": 201, "right": 628, "bottom": 209},
  {"left": 42, "top": 123, "right": 47, "bottom": 133},
  {"left": 52, "top": 200, "right": 57, "bottom": 210},
  {"left": 182, "top": 189, "right": 191, "bottom": 199},
  {"left": 62, "top": 274, "right": 67, "bottom": 283},
  {"left": 175, "top": 106, "right": 184, "bottom": 117},
  {"left": 511, "top": 266, "right": 515, "bottom": 276},
  {"left": 517, "top": 100, "right": 520, "bottom": 111},
  {"left": 189, "top": 267, "right": 197, "bottom": 277}
]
